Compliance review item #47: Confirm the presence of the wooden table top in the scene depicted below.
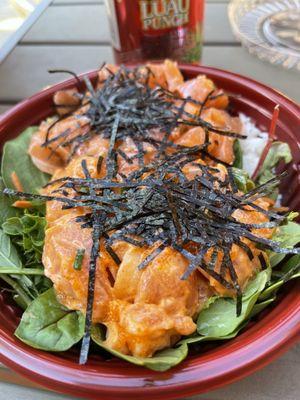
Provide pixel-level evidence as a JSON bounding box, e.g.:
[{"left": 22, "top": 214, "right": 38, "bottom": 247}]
[{"left": 0, "top": 1, "right": 299, "bottom": 399}]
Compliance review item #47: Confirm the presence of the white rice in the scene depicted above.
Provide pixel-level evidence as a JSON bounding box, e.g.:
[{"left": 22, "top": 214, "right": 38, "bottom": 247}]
[
  {"left": 239, "top": 113, "right": 282, "bottom": 206},
  {"left": 238, "top": 113, "right": 268, "bottom": 177}
]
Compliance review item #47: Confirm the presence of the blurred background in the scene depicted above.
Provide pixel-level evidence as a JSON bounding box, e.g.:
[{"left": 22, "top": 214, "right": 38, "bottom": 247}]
[{"left": 0, "top": 1, "right": 42, "bottom": 48}]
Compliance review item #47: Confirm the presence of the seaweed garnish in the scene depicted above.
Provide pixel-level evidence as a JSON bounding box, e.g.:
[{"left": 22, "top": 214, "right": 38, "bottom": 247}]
[
  {"left": 78, "top": 159, "right": 104, "bottom": 365},
  {"left": 4, "top": 153, "right": 299, "bottom": 331},
  {"left": 42, "top": 64, "right": 245, "bottom": 169},
  {"left": 79, "top": 212, "right": 103, "bottom": 364},
  {"left": 198, "top": 89, "right": 215, "bottom": 116},
  {"left": 48, "top": 69, "right": 83, "bottom": 91}
]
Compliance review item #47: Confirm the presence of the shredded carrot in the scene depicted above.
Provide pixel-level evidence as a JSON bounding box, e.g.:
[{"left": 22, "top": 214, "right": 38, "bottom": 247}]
[
  {"left": 10, "top": 171, "right": 24, "bottom": 192},
  {"left": 252, "top": 105, "right": 280, "bottom": 181},
  {"left": 273, "top": 206, "right": 289, "bottom": 212},
  {"left": 13, "top": 200, "right": 33, "bottom": 209}
]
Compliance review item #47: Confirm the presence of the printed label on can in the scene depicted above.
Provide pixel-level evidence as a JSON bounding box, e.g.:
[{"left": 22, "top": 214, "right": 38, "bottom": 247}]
[
  {"left": 139, "top": 0, "right": 191, "bottom": 31},
  {"left": 105, "top": 0, "right": 204, "bottom": 63}
]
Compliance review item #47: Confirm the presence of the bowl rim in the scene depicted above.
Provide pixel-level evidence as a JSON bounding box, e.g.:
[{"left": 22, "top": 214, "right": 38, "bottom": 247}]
[{"left": 0, "top": 63, "right": 299, "bottom": 400}]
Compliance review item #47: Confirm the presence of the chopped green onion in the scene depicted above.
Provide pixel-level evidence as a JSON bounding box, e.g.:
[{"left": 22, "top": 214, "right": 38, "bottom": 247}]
[{"left": 73, "top": 249, "right": 85, "bottom": 271}]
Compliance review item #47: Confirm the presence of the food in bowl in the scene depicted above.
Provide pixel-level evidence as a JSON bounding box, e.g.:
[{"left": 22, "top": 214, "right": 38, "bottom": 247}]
[{"left": 0, "top": 60, "right": 299, "bottom": 371}]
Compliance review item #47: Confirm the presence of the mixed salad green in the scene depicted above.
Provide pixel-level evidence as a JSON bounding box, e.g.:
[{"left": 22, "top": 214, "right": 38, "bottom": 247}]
[{"left": 0, "top": 127, "right": 299, "bottom": 371}]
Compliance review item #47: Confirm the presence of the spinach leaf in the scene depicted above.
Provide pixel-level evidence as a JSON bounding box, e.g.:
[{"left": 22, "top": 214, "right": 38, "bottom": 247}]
[
  {"left": 0, "top": 268, "right": 44, "bottom": 275},
  {"left": 255, "top": 141, "right": 292, "bottom": 185},
  {"left": 197, "top": 269, "right": 270, "bottom": 337},
  {"left": 91, "top": 325, "right": 188, "bottom": 372},
  {"left": 259, "top": 255, "right": 300, "bottom": 301},
  {"left": 233, "top": 140, "right": 243, "bottom": 169},
  {"left": 15, "top": 288, "right": 84, "bottom": 351},
  {"left": 0, "top": 211, "right": 50, "bottom": 304},
  {"left": 269, "top": 222, "right": 300, "bottom": 267},
  {"left": 0, "top": 177, "right": 17, "bottom": 226},
  {"left": 202, "top": 295, "right": 219, "bottom": 310},
  {"left": 2, "top": 212, "right": 46, "bottom": 266},
  {"left": 0, "top": 228, "right": 38, "bottom": 302},
  {"left": 232, "top": 167, "right": 255, "bottom": 193},
  {"left": 0, "top": 274, "right": 31, "bottom": 309},
  {"left": 280, "top": 254, "right": 300, "bottom": 278},
  {"left": 31, "top": 274, "right": 53, "bottom": 295},
  {"left": 0, "top": 182, "right": 50, "bottom": 304},
  {"left": 257, "top": 281, "right": 283, "bottom": 302},
  {"left": 248, "top": 298, "right": 275, "bottom": 318},
  {"left": 0, "top": 229, "right": 22, "bottom": 270},
  {"left": 178, "top": 325, "right": 245, "bottom": 346},
  {"left": 178, "top": 319, "right": 252, "bottom": 349},
  {"left": 287, "top": 212, "right": 299, "bottom": 221},
  {"left": 1, "top": 127, "right": 50, "bottom": 193}
]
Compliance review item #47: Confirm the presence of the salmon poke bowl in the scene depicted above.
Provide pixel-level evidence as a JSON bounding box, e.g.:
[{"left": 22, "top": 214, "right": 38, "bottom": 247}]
[{"left": 0, "top": 61, "right": 299, "bottom": 400}]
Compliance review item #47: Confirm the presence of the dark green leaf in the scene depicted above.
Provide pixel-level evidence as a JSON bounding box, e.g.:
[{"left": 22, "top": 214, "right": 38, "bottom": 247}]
[
  {"left": 0, "top": 177, "right": 17, "bottom": 226},
  {"left": 15, "top": 288, "right": 84, "bottom": 351},
  {"left": 0, "top": 228, "right": 39, "bottom": 301},
  {"left": 2, "top": 217, "right": 23, "bottom": 235},
  {"left": 232, "top": 167, "right": 255, "bottom": 193},
  {"left": 1, "top": 127, "right": 50, "bottom": 193},
  {"left": 0, "top": 273, "right": 32, "bottom": 308},
  {"left": 256, "top": 142, "right": 292, "bottom": 186},
  {"left": 269, "top": 222, "right": 300, "bottom": 267},
  {"left": 248, "top": 298, "right": 275, "bottom": 318},
  {"left": 2, "top": 212, "right": 46, "bottom": 266},
  {"left": 197, "top": 269, "right": 270, "bottom": 337},
  {"left": 259, "top": 255, "right": 300, "bottom": 301},
  {"left": 31, "top": 274, "right": 53, "bottom": 294},
  {"left": 91, "top": 325, "right": 188, "bottom": 372},
  {"left": 0, "top": 268, "right": 44, "bottom": 275},
  {"left": 13, "top": 293, "right": 30, "bottom": 310},
  {"left": 178, "top": 321, "right": 248, "bottom": 346},
  {"left": 0, "top": 229, "right": 22, "bottom": 270},
  {"left": 287, "top": 212, "right": 299, "bottom": 221},
  {"left": 279, "top": 254, "right": 300, "bottom": 280},
  {"left": 233, "top": 140, "right": 243, "bottom": 169}
]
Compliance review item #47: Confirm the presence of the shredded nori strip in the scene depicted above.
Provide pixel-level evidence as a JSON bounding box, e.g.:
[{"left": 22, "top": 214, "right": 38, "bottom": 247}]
[
  {"left": 48, "top": 69, "right": 83, "bottom": 91},
  {"left": 258, "top": 252, "right": 268, "bottom": 270},
  {"left": 79, "top": 214, "right": 103, "bottom": 365},
  {"left": 79, "top": 159, "right": 103, "bottom": 365},
  {"left": 199, "top": 89, "right": 215, "bottom": 115},
  {"left": 96, "top": 155, "right": 103, "bottom": 175}
]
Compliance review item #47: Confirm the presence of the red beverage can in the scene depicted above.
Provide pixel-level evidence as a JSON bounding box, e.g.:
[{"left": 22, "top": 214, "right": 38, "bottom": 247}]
[{"left": 105, "top": 0, "right": 205, "bottom": 63}]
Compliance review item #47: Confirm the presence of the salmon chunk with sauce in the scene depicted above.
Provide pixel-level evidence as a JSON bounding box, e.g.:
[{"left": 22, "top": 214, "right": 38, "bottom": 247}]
[
  {"left": 174, "top": 108, "right": 241, "bottom": 165},
  {"left": 104, "top": 246, "right": 211, "bottom": 357},
  {"left": 29, "top": 115, "right": 92, "bottom": 175},
  {"left": 202, "top": 196, "right": 274, "bottom": 297},
  {"left": 44, "top": 214, "right": 210, "bottom": 357}
]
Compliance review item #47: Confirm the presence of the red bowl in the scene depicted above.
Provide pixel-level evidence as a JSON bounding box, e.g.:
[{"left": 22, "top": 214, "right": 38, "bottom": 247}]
[{"left": 0, "top": 64, "right": 299, "bottom": 400}]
